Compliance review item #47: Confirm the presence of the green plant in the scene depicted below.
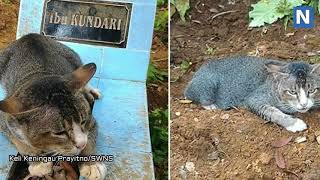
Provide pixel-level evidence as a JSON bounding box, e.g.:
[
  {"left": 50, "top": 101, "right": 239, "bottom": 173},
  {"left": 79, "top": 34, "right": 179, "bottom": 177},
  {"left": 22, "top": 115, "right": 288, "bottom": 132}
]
[
  {"left": 149, "top": 108, "right": 168, "bottom": 180},
  {"left": 249, "top": 0, "right": 303, "bottom": 27},
  {"left": 248, "top": 0, "right": 320, "bottom": 28},
  {"left": 154, "top": 10, "right": 168, "bottom": 32},
  {"left": 180, "top": 60, "right": 192, "bottom": 72},
  {"left": 171, "top": 0, "right": 190, "bottom": 21},
  {"left": 155, "top": 0, "right": 168, "bottom": 43},
  {"left": 147, "top": 63, "right": 168, "bottom": 83},
  {"left": 309, "top": 55, "right": 320, "bottom": 63},
  {"left": 205, "top": 44, "right": 215, "bottom": 55},
  {"left": 157, "top": 0, "right": 168, "bottom": 6}
]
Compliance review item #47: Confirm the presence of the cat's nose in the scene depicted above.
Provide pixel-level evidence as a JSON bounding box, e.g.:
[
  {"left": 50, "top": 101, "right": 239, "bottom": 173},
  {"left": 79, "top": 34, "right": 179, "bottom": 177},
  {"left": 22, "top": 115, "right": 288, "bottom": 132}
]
[
  {"left": 300, "top": 102, "right": 308, "bottom": 108},
  {"left": 76, "top": 141, "right": 86, "bottom": 150}
]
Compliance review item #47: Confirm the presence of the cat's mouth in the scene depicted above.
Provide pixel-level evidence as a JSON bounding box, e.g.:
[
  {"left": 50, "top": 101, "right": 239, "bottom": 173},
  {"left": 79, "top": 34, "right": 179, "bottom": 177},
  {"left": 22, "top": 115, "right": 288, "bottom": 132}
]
[{"left": 296, "top": 107, "right": 310, "bottom": 113}]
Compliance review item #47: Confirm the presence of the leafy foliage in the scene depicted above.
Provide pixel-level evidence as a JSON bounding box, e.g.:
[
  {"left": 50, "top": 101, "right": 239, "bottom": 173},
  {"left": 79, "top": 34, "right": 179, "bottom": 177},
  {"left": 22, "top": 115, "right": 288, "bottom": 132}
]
[
  {"left": 205, "top": 44, "right": 215, "bottom": 55},
  {"left": 147, "top": 63, "right": 168, "bottom": 83},
  {"left": 149, "top": 108, "right": 168, "bottom": 180},
  {"left": 249, "top": 0, "right": 303, "bottom": 27},
  {"left": 149, "top": 1, "right": 168, "bottom": 179},
  {"left": 155, "top": 0, "right": 168, "bottom": 43},
  {"left": 157, "top": 0, "right": 168, "bottom": 6},
  {"left": 155, "top": 10, "right": 169, "bottom": 32},
  {"left": 180, "top": 60, "right": 192, "bottom": 72},
  {"left": 305, "top": 0, "right": 320, "bottom": 13},
  {"left": 171, "top": 0, "right": 190, "bottom": 21}
]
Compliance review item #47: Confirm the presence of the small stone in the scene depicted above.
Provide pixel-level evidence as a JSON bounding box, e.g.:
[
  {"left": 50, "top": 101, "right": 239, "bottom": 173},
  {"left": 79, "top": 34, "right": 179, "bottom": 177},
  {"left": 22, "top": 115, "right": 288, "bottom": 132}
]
[
  {"left": 218, "top": 4, "right": 225, "bottom": 9},
  {"left": 259, "top": 153, "right": 272, "bottom": 165},
  {"left": 209, "top": 8, "right": 219, "bottom": 13},
  {"left": 179, "top": 166, "right": 187, "bottom": 179},
  {"left": 194, "top": 118, "right": 199, "bottom": 122},
  {"left": 208, "top": 151, "right": 219, "bottom": 160},
  {"left": 295, "top": 136, "right": 307, "bottom": 143},
  {"left": 220, "top": 114, "right": 230, "bottom": 120},
  {"left": 175, "top": 112, "right": 181, "bottom": 116},
  {"left": 179, "top": 99, "right": 192, "bottom": 104},
  {"left": 212, "top": 137, "right": 220, "bottom": 145},
  {"left": 185, "top": 162, "right": 195, "bottom": 172},
  {"left": 305, "top": 159, "right": 312, "bottom": 166}
]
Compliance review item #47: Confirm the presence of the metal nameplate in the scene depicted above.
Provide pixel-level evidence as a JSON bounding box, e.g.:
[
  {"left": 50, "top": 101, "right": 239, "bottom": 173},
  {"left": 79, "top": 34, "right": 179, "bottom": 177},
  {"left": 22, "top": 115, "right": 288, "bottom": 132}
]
[{"left": 41, "top": 0, "right": 132, "bottom": 48}]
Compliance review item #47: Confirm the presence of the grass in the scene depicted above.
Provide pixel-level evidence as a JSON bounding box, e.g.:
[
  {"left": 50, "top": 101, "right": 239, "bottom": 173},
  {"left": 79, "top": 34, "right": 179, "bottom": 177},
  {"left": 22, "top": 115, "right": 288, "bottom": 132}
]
[
  {"left": 149, "top": 108, "right": 168, "bottom": 179},
  {"left": 147, "top": 0, "right": 168, "bottom": 179}
]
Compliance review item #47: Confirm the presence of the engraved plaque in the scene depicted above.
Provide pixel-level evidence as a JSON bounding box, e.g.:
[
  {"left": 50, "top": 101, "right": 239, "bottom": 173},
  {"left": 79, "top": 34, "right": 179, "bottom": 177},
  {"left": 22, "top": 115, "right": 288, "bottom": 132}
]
[{"left": 41, "top": 0, "right": 132, "bottom": 48}]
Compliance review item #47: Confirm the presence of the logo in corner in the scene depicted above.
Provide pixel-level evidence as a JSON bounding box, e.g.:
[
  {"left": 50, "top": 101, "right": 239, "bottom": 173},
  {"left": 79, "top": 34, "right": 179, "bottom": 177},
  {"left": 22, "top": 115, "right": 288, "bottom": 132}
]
[{"left": 293, "top": 6, "right": 314, "bottom": 28}]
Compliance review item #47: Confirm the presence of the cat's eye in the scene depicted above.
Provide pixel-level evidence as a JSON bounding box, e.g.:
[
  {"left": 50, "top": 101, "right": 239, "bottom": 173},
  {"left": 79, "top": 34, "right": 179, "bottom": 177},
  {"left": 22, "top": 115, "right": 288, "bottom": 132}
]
[
  {"left": 308, "top": 88, "right": 318, "bottom": 94},
  {"left": 52, "top": 131, "right": 67, "bottom": 136},
  {"left": 286, "top": 90, "right": 297, "bottom": 95}
]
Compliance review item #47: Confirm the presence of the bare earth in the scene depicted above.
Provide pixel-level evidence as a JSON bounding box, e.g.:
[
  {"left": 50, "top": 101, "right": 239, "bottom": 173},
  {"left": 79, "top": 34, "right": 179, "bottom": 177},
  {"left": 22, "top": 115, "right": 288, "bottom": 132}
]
[{"left": 171, "top": 0, "right": 320, "bottom": 179}]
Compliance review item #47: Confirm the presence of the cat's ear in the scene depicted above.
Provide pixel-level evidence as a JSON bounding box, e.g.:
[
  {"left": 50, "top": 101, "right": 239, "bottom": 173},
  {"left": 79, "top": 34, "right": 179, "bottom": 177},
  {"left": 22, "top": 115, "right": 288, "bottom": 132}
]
[
  {"left": 265, "top": 61, "right": 289, "bottom": 78},
  {"left": 265, "top": 61, "right": 286, "bottom": 73},
  {"left": 65, "top": 63, "right": 97, "bottom": 90},
  {"left": 310, "top": 64, "right": 320, "bottom": 74},
  {"left": 0, "top": 97, "right": 23, "bottom": 114}
]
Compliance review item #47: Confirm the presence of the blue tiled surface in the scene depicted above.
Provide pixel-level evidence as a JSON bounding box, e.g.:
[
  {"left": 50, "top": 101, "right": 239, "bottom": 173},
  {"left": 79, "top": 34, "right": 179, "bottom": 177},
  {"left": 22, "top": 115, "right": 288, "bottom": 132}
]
[{"left": 0, "top": 0, "right": 157, "bottom": 179}]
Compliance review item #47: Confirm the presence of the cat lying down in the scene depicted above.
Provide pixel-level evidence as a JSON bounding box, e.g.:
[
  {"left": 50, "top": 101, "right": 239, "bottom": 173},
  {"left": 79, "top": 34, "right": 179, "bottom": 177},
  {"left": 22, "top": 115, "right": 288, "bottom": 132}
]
[
  {"left": 185, "top": 56, "right": 320, "bottom": 132},
  {"left": 0, "top": 34, "right": 106, "bottom": 180}
]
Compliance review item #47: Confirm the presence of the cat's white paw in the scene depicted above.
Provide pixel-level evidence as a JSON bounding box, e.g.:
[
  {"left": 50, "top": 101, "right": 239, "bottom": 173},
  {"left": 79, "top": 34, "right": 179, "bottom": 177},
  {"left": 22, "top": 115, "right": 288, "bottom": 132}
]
[
  {"left": 80, "top": 162, "right": 107, "bottom": 180},
  {"left": 28, "top": 162, "right": 53, "bottom": 177},
  {"left": 202, "top": 104, "right": 218, "bottom": 110},
  {"left": 285, "top": 118, "right": 307, "bottom": 132},
  {"left": 90, "top": 88, "right": 102, "bottom": 99}
]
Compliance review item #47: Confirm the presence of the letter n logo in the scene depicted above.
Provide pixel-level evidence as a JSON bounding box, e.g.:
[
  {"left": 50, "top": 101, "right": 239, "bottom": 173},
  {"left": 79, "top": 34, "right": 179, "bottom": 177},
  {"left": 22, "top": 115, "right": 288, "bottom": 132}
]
[{"left": 293, "top": 6, "right": 314, "bottom": 28}]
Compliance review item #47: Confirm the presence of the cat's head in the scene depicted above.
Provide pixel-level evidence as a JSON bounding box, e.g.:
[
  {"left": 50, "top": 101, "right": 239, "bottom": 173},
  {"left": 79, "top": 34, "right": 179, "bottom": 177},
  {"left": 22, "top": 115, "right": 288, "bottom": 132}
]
[
  {"left": 0, "top": 63, "right": 97, "bottom": 155},
  {"left": 266, "top": 61, "right": 320, "bottom": 113}
]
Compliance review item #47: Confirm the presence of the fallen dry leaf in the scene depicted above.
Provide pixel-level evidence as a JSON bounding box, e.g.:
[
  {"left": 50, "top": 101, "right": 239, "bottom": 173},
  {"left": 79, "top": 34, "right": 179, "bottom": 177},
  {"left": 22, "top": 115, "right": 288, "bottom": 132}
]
[
  {"left": 275, "top": 150, "right": 286, "bottom": 169},
  {"left": 271, "top": 136, "right": 292, "bottom": 148},
  {"left": 179, "top": 99, "right": 193, "bottom": 104},
  {"left": 285, "top": 32, "right": 295, "bottom": 37}
]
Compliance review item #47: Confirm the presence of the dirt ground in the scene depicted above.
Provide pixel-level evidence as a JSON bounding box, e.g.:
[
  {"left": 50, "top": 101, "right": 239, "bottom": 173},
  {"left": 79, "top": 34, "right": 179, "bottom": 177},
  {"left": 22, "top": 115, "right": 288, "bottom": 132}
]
[
  {"left": 171, "top": 0, "right": 320, "bottom": 179},
  {"left": 149, "top": 35, "right": 168, "bottom": 111},
  {"left": 0, "top": 1, "right": 18, "bottom": 48}
]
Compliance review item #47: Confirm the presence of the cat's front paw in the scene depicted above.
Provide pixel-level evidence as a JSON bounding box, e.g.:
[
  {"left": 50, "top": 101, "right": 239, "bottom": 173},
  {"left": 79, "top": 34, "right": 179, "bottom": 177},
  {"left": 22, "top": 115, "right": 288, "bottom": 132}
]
[
  {"left": 80, "top": 162, "right": 106, "bottom": 180},
  {"left": 90, "top": 88, "right": 102, "bottom": 99},
  {"left": 285, "top": 118, "right": 307, "bottom": 132},
  {"left": 28, "top": 162, "right": 53, "bottom": 177}
]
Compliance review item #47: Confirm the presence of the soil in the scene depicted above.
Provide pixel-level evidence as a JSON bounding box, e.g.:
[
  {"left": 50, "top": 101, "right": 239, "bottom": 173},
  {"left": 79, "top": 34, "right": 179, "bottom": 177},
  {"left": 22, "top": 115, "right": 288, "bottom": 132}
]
[
  {"left": 0, "top": 1, "right": 19, "bottom": 48},
  {"left": 149, "top": 35, "right": 169, "bottom": 111},
  {"left": 171, "top": 0, "right": 320, "bottom": 179}
]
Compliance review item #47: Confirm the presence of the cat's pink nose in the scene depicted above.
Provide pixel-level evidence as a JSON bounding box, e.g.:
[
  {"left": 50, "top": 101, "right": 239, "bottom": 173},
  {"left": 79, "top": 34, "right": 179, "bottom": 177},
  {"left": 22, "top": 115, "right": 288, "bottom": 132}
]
[{"left": 76, "top": 142, "right": 86, "bottom": 150}]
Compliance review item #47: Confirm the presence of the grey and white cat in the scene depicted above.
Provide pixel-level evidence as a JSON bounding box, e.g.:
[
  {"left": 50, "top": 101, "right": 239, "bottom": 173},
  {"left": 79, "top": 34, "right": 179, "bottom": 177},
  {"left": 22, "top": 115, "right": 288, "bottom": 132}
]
[
  {"left": 0, "top": 34, "right": 106, "bottom": 179},
  {"left": 185, "top": 56, "right": 320, "bottom": 132}
]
